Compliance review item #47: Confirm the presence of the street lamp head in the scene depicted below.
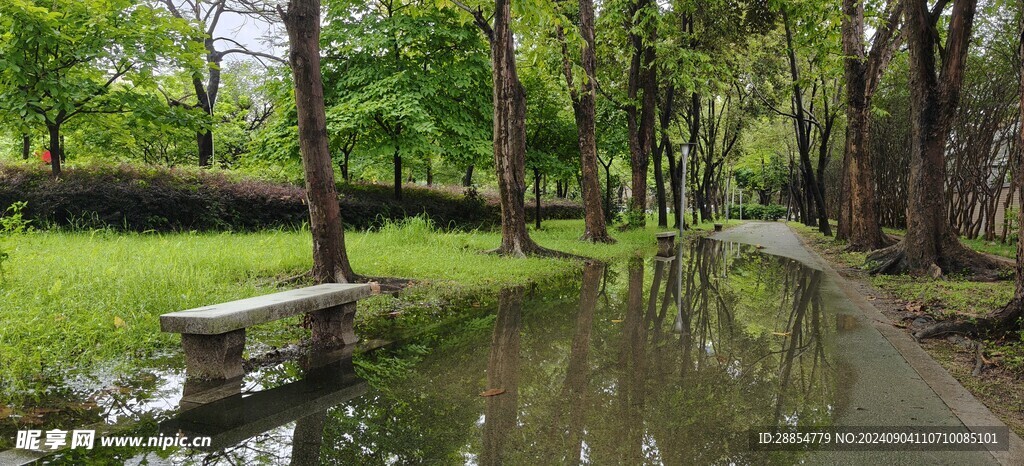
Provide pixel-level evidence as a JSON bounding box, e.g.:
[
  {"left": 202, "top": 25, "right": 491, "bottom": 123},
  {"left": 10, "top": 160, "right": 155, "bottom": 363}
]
[{"left": 680, "top": 142, "right": 695, "bottom": 157}]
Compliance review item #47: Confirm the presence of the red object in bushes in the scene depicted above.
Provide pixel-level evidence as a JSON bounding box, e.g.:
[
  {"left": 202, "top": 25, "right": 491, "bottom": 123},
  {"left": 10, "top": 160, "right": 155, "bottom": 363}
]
[{"left": 40, "top": 150, "right": 51, "bottom": 164}]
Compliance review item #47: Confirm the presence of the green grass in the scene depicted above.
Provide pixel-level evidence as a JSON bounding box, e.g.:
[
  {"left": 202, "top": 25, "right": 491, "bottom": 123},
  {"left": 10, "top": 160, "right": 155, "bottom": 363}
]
[
  {"left": 959, "top": 236, "right": 1016, "bottom": 260},
  {"left": 0, "top": 217, "right": 715, "bottom": 401}
]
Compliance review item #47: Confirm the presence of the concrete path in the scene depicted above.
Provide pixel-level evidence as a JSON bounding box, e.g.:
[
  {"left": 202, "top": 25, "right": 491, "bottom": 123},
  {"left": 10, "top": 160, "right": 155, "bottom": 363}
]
[{"left": 713, "top": 222, "right": 1023, "bottom": 465}]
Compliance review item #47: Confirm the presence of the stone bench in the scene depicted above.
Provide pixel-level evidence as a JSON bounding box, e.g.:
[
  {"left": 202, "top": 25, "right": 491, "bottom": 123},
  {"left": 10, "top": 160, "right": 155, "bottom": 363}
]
[
  {"left": 655, "top": 231, "right": 677, "bottom": 257},
  {"left": 160, "top": 283, "right": 373, "bottom": 381}
]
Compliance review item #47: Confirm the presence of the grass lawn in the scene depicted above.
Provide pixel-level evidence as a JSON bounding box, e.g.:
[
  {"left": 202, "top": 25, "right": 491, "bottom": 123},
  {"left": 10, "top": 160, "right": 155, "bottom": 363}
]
[{"left": 0, "top": 217, "right": 716, "bottom": 401}]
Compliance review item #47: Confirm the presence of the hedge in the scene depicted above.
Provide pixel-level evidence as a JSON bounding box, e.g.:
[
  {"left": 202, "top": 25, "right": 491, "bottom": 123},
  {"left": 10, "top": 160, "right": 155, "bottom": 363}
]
[
  {"left": 728, "top": 203, "right": 787, "bottom": 221},
  {"left": 0, "top": 163, "right": 583, "bottom": 232}
]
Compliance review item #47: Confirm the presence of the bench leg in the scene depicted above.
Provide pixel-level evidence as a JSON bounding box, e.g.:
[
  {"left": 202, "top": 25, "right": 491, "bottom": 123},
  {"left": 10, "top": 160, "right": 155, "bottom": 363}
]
[
  {"left": 309, "top": 302, "right": 359, "bottom": 348},
  {"left": 181, "top": 329, "right": 245, "bottom": 380}
]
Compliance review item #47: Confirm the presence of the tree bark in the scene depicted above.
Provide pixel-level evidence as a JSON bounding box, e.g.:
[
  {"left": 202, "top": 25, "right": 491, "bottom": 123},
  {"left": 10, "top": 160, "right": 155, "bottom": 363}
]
[
  {"left": 463, "top": 164, "right": 474, "bottom": 187},
  {"left": 915, "top": 5, "right": 1024, "bottom": 337},
  {"left": 558, "top": 0, "right": 614, "bottom": 243},
  {"left": 281, "top": 0, "right": 356, "bottom": 284},
  {"left": 22, "top": 135, "right": 30, "bottom": 160},
  {"left": 47, "top": 122, "right": 62, "bottom": 177},
  {"left": 838, "top": 0, "right": 899, "bottom": 250},
  {"left": 625, "top": 0, "right": 656, "bottom": 228},
  {"left": 869, "top": 0, "right": 1003, "bottom": 277},
  {"left": 486, "top": 0, "right": 553, "bottom": 256},
  {"left": 192, "top": 76, "right": 215, "bottom": 167},
  {"left": 534, "top": 167, "right": 542, "bottom": 230},
  {"left": 393, "top": 149, "right": 402, "bottom": 200}
]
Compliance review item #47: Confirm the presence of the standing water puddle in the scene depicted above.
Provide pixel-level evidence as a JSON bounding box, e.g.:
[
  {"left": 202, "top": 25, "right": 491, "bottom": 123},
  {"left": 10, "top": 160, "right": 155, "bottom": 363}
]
[{"left": 5, "top": 238, "right": 839, "bottom": 464}]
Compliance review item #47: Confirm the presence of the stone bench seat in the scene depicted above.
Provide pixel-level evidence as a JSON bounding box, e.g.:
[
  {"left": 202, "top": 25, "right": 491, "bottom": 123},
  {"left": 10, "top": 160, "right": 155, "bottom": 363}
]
[{"left": 160, "top": 283, "right": 373, "bottom": 381}]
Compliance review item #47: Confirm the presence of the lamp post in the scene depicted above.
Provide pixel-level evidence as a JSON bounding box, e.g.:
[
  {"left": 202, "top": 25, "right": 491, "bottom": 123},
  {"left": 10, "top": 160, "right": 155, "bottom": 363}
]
[
  {"left": 676, "top": 142, "right": 694, "bottom": 333},
  {"left": 678, "top": 143, "right": 693, "bottom": 237}
]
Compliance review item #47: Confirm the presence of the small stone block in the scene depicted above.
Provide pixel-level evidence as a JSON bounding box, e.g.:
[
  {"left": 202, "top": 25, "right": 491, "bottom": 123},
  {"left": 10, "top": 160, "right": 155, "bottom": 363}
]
[
  {"left": 181, "top": 329, "right": 245, "bottom": 381},
  {"left": 656, "top": 232, "right": 677, "bottom": 257}
]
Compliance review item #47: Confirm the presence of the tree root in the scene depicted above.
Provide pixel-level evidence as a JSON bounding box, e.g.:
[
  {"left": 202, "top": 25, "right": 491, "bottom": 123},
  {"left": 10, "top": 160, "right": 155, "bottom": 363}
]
[
  {"left": 487, "top": 242, "right": 589, "bottom": 260},
  {"left": 581, "top": 232, "right": 617, "bottom": 244},
  {"left": 866, "top": 239, "right": 1007, "bottom": 280},
  {"left": 912, "top": 298, "right": 1023, "bottom": 340},
  {"left": 972, "top": 341, "right": 985, "bottom": 377}
]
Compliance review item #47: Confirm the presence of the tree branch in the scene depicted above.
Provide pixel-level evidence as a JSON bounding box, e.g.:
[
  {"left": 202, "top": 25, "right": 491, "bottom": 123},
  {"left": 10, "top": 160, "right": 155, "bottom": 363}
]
[{"left": 450, "top": 0, "right": 493, "bottom": 41}]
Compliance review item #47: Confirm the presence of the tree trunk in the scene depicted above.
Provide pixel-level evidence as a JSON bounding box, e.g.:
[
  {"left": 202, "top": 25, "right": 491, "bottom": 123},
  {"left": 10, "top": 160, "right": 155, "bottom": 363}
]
[
  {"left": 624, "top": 0, "right": 656, "bottom": 228},
  {"left": 281, "top": 0, "right": 356, "bottom": 284},
  {"left": 838, "top": 0, "right": 897, "bottom": 250},
  {"left": 914, "top": 19, "right": 1024, "bottom": 337},
  {"left": 463, "top": 164, "right": 474, "bottom": 187},
  {"left": 488, "top": 0, "right": 551, "bottom": 257},
  {"left": 534, "top": 168, "right": 542, "bottom": 230},
  {"left": 559, "top": 0, "right": 614, "bottom": 243},
  {"left": 341, "top": 150, "right": 350, "bottom": 182},
  {"left": 869, "top": 0, "right": 1001, "bottom": 277},
  {"left": 193, "top": 76, "right": 214, "bottom": 167},
  {"left": 783, "top": 10, "right": 831, "bottom": 236},
  {"left": 604, "top": 161, "right": 613, "bottom": 221},
  {"left": 47, "top": 122, "right": 62, "bottom": 177},
  {"left": 22, "top": 135, "right": 30, "bottom": 160},
  {"left": 393, "top": 148, "right": 402, "bottom": 200}
]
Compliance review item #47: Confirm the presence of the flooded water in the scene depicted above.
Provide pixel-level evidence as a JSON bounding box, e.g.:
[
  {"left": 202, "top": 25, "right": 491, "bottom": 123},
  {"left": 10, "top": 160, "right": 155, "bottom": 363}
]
[{"left": 4, "top": 238, "right": 840, "bottom": 464}]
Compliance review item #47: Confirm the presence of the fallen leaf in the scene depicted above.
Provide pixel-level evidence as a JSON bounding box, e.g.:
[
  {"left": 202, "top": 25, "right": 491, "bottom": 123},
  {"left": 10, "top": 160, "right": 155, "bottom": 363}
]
[
  {"left": 113, "top": 316, "right": 126, "bottom": 329},
  {"left": 611, "top": 319, "right": 623, "bottom": 323},
  {"left": 480, "top": 388, "right": 506, "bottom": 397}
]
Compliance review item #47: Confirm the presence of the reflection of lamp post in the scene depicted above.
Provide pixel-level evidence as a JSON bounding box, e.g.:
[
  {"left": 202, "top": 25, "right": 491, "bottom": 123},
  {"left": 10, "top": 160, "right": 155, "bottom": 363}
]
[{"left": 676, "top": 142, "right": 694, "bottom": 334}]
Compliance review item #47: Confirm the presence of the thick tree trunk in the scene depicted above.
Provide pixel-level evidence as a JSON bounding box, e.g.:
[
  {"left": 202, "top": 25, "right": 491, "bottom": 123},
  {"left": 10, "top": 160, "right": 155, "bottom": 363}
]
[
  {"left": 560, "top": 0, "right": 613, "bottom": 243},
  {"left": 281, "top": 0, "right": 356, "bottom": 284},
  {"left": 843, "top": 104, "right": 889, "bottom": 250},
  {"left": 915, "top": 6, "right": 1024, "bottom": 338},
  {"left": 488, "top": 0, "right": 552, "bottom": 257},
  {"left": 869, "top": 0, "right": 1001, "bottom": 277},
  {"left": 573, "top": 0, "right": 610, "bottom": 244},
  {"left": 838, "top": 0, "right": 897, "bottom": 250},
  {"left": 624, "top": 0, "right": 656, "bottom": 228}
]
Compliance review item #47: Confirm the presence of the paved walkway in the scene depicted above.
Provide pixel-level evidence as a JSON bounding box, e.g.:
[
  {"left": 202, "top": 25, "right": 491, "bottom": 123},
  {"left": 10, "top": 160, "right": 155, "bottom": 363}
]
[{"left": 713, "top": 221, "right": 1023, "bottom": 465}]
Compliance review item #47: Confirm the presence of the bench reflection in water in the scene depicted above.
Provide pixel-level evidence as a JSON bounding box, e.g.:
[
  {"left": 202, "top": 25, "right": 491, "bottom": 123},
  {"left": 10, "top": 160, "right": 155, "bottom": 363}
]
[{"left": 160, "top": 349, "right": 366, "bottom": 454}]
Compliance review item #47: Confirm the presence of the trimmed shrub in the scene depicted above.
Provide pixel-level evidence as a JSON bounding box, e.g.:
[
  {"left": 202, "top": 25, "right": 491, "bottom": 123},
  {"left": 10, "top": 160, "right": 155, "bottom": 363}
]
[
  {"left": 0, "top": 163, "right": 583, "bottom": 232},
  {"left": 729, "top": 203, "right": 787, "bottom": 221}
]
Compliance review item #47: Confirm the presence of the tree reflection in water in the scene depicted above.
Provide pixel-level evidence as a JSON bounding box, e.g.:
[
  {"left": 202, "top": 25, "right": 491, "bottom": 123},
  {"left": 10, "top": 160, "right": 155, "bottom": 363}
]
[{"left": 171, "top": 239, "right": 836, "bottom": 465}]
